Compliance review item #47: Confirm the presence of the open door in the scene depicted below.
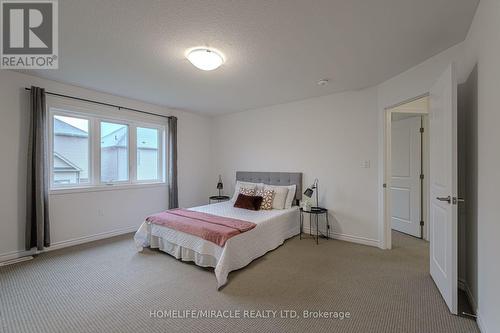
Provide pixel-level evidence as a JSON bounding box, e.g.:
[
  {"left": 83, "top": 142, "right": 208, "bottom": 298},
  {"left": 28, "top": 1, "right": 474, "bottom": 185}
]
[{"left": 429, "top": 64, "right": 458, "bottom": 314}]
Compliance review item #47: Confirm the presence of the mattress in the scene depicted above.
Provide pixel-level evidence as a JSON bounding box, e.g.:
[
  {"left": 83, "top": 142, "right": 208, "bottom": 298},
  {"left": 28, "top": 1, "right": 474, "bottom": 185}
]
[{"left": 134, "top": 201, "right": 299, "bottom": 288}]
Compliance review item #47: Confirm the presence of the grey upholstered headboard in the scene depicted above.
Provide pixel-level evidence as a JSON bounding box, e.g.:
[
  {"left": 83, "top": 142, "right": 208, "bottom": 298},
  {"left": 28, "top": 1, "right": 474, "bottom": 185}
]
[{"left": 236, "top": 171, "right": 302, "bottom": 204}]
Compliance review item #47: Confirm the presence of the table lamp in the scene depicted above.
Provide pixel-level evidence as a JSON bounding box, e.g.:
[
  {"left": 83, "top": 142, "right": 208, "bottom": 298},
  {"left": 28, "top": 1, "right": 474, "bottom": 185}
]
[
  {"left": 303, "top": 178, "right": 319, "bottom": 210},
  {"left": 216, "top": 175, "right": 223, "bottom": 196}
]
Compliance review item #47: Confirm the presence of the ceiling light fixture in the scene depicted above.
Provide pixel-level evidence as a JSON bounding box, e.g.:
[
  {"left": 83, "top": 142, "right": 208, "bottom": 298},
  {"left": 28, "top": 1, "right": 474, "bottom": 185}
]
[{"left": 186, "top": 48, "right": 224, "bottom": 71}]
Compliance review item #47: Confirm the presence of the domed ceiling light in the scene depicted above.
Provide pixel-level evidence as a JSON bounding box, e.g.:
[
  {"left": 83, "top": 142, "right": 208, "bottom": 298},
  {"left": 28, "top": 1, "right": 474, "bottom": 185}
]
[{"left": 186, "top": 48, "right": 224, "bottom": 71}]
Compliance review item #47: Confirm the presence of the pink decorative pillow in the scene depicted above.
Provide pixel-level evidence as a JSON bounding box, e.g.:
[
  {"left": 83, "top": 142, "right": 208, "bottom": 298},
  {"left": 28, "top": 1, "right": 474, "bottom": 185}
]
[{"left": 256, "top": 189, "right": 275, "bottom": 210}]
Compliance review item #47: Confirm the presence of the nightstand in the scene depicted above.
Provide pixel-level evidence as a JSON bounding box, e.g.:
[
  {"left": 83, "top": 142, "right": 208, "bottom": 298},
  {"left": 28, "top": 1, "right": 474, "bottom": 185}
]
[
  {"left": 209, "top": 195, "right": 230, "bottom": 204},
  {"left": 299, "top": 207, "right": 330, "bottom": 244}
]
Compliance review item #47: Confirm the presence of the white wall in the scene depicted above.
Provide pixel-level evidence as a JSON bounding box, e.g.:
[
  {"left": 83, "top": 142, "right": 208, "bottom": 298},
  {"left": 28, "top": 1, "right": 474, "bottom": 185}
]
[
  {"left": 461, "top": 1, "right": 500, "bottom": 331},
  {"left": 0, "top": 70, "right": 212, "bottom": 261},
  {"left": 211, "top": 88, "right": 380, "bottom": 246}
]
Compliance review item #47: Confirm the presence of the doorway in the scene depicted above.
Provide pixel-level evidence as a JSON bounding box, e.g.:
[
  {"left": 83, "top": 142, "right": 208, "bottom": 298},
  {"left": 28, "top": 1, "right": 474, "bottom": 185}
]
[
  {"left": 389, "top": 97, "right": 429, "bottom": 241},
  {"left": 381, "top": 65, "right": 461, "bottom": 316}
]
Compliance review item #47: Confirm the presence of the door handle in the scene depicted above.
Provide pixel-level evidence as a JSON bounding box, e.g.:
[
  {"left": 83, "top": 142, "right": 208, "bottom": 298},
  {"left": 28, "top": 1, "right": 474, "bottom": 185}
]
[{"left": 436, "top": 196, "right": 451, "bottom": 204}]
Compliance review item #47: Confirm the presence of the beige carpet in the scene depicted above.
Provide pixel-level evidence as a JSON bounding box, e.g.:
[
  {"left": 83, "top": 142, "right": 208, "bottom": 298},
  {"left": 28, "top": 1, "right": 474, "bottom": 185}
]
[{"left": 0, "top": 231, "right": 478, "bottom": 333}]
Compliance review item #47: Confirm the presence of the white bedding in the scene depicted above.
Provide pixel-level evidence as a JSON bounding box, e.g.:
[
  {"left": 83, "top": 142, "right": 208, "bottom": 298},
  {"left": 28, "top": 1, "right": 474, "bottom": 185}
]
[{"left": 134, "top": 202, "right": 299, "bottom": 288}]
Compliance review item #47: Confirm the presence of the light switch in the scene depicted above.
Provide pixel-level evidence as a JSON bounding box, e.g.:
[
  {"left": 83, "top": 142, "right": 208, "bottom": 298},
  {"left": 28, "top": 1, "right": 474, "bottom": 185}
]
[{"left": 361, "top": 160, "right": 371, "bottom": 168}]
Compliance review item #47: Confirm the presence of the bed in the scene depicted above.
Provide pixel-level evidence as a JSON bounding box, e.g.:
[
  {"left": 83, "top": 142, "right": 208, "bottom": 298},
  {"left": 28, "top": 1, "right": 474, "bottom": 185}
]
[{"left": 134, "top": 171, "right": 302, "bottom": 288}]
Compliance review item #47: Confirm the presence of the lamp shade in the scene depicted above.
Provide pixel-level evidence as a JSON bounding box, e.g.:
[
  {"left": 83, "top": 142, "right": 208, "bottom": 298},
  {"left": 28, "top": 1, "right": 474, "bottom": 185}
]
[
  {"left": 216, "top": 175, "right": 223, "bottom": 189},
  {"left": 303, "top": 188, "right": 314, "bottom": 198},
  {"left": 303, "top": 178, "right": 319, "bottom": 208}
]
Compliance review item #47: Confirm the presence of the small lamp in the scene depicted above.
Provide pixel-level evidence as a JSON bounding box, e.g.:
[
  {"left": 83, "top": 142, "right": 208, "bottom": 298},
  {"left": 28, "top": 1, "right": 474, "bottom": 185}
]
[
  {"left": 216, "top": 175, "right": 224, "bottom": 196},
  {"left": 303, "top": 178, "right": 319, "bottom": 210}
]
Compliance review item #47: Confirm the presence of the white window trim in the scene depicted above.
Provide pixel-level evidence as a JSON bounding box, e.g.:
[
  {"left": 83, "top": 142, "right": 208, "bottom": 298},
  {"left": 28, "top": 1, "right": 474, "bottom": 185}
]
[{"left": 47, "top": 96, "right": 167, "bottom": 193}]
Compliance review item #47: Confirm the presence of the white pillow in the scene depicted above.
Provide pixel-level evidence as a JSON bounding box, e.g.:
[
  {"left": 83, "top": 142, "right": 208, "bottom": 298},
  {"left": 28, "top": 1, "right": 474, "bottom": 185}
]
[
  {"left": 264, "top": 185, "right": 289, "bottom": 210},
  {"left": 284, "top": 184, "right": 297, "bottom": 209},
  {"left": 231, "top": 181, "right": 262, "bottom": 202},
  {"left": 264, "top": 184, "right": 296, "bottom": 209},
  {"left": 241, "top": 181, "right": 264, "bottom": 191},
  {"left": 253, "top": 183, "right": 265, "bottom": 191}
]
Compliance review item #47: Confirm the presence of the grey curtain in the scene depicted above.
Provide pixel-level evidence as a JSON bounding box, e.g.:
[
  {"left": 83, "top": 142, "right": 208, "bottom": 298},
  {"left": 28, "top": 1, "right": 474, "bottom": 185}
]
[
  {"left": 26, "top": 86, "right": 50, "bottom": 251},
  {"left": 168, "top": 116, "right": 178, "bottom": 209}
]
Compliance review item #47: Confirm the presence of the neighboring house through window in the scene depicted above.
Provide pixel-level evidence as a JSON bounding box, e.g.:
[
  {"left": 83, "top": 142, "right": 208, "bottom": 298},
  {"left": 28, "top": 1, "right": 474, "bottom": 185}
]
[
  {"left": 100, "top": 122, "right": 129, "bottom": 183},
  {"left": 137, "top": 127, "right": 159, "bottom": 181},
  {"left": 48, "top": 98, "right": 166, "bottom": 190},
  {"left": 53, "top": 116, "right": 89, "bottom": 185}
]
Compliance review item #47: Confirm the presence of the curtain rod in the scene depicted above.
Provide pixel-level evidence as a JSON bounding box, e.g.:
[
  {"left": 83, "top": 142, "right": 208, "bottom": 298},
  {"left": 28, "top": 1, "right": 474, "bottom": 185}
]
[{"left": 24, "top": 87, "right": 173, "bottom": 119}]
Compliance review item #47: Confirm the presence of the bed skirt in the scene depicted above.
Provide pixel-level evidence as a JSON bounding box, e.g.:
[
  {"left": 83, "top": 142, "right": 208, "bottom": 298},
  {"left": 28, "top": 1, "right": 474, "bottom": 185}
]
[{"left": 150, "top": 236, "right": 219, "bottom": 268}]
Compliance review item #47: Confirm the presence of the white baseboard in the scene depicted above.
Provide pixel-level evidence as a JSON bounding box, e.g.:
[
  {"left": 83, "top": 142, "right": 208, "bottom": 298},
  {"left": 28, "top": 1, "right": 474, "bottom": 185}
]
[
  {"left": 476, "top": 310, "right": 487, "bottom": 333},
  {"left": 0, "top": 249, "right": 34, "bottom": 263},
  {"left": 48, "top": 226, "right": 137, "bottom": 251},
  {"left": 0, "top": 226, "right": 137, "bottom": 264},
  {"left": 0, "top": 255, "right": 34, "bottom": 267},
  {"left": 301, "top": 226, "right": 379, "bottom": 247}
]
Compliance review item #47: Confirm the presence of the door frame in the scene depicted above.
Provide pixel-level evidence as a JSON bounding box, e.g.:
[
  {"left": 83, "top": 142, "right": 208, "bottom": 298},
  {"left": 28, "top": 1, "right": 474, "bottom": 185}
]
[{"left": 382, "top": 93, "right": 429, "bottom": 249}]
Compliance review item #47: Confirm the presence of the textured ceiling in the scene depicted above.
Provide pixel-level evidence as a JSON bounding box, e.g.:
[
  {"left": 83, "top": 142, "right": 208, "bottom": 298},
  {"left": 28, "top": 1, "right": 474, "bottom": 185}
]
[{"left": 27, "top": 0, "right": 478, "bottom": 115}]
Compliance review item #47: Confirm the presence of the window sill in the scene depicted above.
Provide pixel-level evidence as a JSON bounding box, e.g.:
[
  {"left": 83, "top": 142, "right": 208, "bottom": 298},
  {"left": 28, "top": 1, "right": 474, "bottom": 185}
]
[{"left": 49, "top": 182, "right": 168, "bottom": 195}]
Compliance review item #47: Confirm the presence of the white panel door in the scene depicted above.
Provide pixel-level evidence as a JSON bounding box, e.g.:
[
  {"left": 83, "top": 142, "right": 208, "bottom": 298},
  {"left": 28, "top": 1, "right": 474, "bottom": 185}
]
[
  {"left": 429, "top": 64, "right": 458, "bottom": 314},
  {"left": 391, "top": 116, "right": 421, "bottom": 237}
]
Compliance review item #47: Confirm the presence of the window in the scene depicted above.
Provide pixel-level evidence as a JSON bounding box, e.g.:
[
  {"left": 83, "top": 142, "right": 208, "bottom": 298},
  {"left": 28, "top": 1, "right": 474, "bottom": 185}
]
[
  {"left": 52, "top": 115, "right": 90, "bottom": 186},
  {"left": 49, "top": 100, "right": 165, "bottom": 190},
  {"left": 101, "top": 122, "right": 129, "bottom": 183},
  {"left": 137, "top": 127, "right": 159, "bottom": 181}
]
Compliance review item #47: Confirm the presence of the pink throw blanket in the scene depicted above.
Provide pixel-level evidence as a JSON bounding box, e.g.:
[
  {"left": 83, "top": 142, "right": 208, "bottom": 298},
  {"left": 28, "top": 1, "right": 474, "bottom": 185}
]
[{"left": 146, "top": 209, "right": 256, "bottom": 246}]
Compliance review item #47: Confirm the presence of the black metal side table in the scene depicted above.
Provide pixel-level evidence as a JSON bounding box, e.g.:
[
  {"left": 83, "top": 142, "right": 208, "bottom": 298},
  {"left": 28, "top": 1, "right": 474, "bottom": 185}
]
[
  {"left": 299, "top": 207, "right": 330, "bottom": 244},
  {"left": 209, "top": 195, "right": 230, "bottom": 204}
]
